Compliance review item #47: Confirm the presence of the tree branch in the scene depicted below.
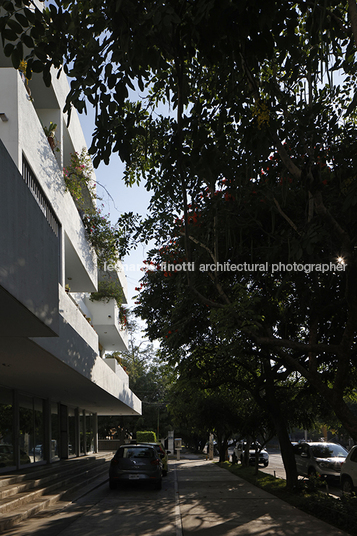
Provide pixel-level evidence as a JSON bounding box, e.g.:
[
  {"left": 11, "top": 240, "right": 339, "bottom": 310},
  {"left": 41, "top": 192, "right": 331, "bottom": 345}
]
[
  {"left": 182, "top": 231, "right": 216, "bottom": 263},
  {"left": 273, "top": 197, "right": 301, "bottom": 235}
]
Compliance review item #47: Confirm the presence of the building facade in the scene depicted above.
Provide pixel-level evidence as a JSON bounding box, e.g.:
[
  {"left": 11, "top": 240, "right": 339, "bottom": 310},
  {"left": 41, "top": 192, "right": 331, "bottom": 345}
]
[{"left": 0, "top": 55, "right": 141, "bottom": 471}]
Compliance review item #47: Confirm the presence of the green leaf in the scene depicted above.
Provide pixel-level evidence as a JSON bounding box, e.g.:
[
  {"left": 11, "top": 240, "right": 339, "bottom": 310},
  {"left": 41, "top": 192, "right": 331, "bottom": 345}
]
[
  {"left": 1, "top": 1, "right": 14, "bottom": 13},
  {"left": 21, "top": 33, "right": 34, "bottom": 48},
  {"left": 15, "top": 12, "right": 29, "bottom": 27},
  {"left": 43, "top": 68, "right": 51, "bottom": 87},
  {"left": 11, "top": 46, "right": 21, "bottom": 68},
  {"left": 31, "top": 59, "right": 45, "bottom": 73},
  {"left": 3, "top": 42, "right": 14, "bottom": 57},
  {"left": 7, "top": 18, "right": 23, "bottom": 33},
  {"left": 3, "top": 28, "right": 17, "bottom": 41},
  {"left": 345, "top": 92, "right": 357, "bottom": 117},
  {"left": 23, "top": 7, "right": 36, "bottom": 25}
]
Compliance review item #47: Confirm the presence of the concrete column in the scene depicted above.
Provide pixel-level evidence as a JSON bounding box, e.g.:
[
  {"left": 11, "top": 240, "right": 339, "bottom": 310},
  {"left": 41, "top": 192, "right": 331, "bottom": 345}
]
[
  {"left": 75, "top": 408, "right": 80, "bottom": 456},
  {"left": 93, "top": 413, "right": 98, "bottom": 453},
  {"left": 83, "top": 410, "right": 87, "bottom": 455}
]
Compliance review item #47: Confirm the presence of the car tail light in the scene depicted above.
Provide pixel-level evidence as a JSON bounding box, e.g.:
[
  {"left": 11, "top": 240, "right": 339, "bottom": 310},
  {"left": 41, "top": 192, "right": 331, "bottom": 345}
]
[
  {"left": 111, "top": 458, "right": 119, "bottom": 465},
  {"left": 151, "top": 459, "right": 160, "bottom": 466}
]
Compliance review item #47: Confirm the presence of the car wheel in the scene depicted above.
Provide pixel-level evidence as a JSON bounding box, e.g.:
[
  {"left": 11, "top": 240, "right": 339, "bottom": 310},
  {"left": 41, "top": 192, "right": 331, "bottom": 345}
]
[
  {"left": 263, "top": 461, "right": 269, "bottom": 467},
  {"left": 232, "top": 453, "right": 237, "bottom": 464},
  {"left": 240, "top": 455, "right": 243, "bottom": 464},
  {"left": 109, "top": 480, "right": 117, "bottom": 490},
  {"left": 342, "top": 476, "right": 354, "bottom": 494},
  {"left": 308, "top": 467, "right": 316, "bottom": 477}
]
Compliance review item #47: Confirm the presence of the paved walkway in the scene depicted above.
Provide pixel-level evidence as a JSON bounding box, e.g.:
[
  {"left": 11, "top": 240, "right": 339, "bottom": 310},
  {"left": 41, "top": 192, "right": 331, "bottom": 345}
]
[
  {"left": 175, "top": 454, "right": 350, "bottom": 535},
  {"left": 1, "top": 454, "right": 350, "bottom": 535}
]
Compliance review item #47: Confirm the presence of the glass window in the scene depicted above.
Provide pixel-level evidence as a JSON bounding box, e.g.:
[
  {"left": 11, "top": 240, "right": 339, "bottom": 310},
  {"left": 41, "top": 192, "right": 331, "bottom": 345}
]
[
  {"left": 19, "top": 394, "right": 34, "bottom": 465},
  {"left": 86, "top": 413, "right": 95, "bottom": 453},
  {"left": 51, "top": 403, "right": 59, "bottom": 461},
  {"left": 350, "top": 447, "right": 357, "bottom": 463},
  {"left": 0, "top": 386, "right": 14, "bottom": 468},
  {"left": 33, "top": 398, "right": 44, "bottom": 462},
  {"left": 118, "top": 447, "right": 155, "bottom": 459},
  {"left": 311, "top": 444, "right": 347, "bottom": 458}
]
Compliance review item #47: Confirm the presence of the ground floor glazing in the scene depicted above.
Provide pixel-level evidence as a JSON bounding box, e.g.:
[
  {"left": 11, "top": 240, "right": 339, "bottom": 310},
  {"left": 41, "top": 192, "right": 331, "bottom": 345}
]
[{"left": 0, "top": 385, "right": 98, "bottom": 472}]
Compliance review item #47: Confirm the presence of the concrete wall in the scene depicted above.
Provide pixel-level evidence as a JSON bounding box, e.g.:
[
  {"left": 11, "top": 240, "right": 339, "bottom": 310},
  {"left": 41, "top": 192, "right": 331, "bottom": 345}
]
[
  {"left": 0, "top": 68, "right": 97, "bottom": 293},
  {"left": 0, "top": 140, "right": 59, "bottom": 337}
]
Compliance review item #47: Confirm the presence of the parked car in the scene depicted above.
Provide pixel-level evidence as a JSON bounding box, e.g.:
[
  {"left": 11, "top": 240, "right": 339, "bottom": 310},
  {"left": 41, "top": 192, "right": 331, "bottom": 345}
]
[
  {"left": 293, "top": 442, "right": 348, "bottom": 480},
  {"left": 140, "top": 442, "right": 170, "bottom": 476},
  {"left": 233, "top": 441, "right": 269, "bottom": 467},
  {"left": 30, "top": 445, "right": 43, "bottom": 457},
  {"left": 109, "top": 444, "right": 163, "bottom": 490},
  {"left": 340, "top": 445, "right": 357, "bottom": 493}
]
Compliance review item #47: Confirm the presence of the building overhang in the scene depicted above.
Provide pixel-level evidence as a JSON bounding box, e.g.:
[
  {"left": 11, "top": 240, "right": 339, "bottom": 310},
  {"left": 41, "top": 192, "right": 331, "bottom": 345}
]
[{"left": 0, "top": 335, "right": 141, "bottom": 416}]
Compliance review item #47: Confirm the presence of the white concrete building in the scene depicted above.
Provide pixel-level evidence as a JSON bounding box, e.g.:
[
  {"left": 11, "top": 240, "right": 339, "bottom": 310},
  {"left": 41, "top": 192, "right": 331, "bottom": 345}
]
[{"left": 0, "top": 54, "right": 141, "bottom": 470}]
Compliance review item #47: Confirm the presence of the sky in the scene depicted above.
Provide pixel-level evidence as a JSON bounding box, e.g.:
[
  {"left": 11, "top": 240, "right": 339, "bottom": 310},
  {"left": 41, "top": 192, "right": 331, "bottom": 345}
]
[{"left": 78, "top": 108, "right": 153, "bottom": 314}]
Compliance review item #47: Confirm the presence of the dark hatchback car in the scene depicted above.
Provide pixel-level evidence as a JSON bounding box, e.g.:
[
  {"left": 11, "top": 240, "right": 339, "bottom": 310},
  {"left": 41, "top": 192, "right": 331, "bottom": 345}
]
[{"left": 109, "top": 444, "right": 163, "bottom": 490}]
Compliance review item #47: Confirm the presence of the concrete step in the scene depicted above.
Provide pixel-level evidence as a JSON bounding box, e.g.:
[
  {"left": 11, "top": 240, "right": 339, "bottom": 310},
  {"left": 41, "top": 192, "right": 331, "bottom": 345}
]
[
  {"left": 0, "top": 454, "right": 109, "bottom": 500},
  {"left": 0, "top": 452, "right": 110, "bottom": 489},
  {"left": 0, "top": 453, "right": 112, "bottom": 533}
]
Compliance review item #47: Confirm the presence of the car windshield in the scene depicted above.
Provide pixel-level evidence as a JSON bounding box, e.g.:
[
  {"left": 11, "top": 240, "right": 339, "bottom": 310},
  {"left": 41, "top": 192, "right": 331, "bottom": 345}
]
[{"left": 311, "top": 444, "right": 347, "bottom": 458}]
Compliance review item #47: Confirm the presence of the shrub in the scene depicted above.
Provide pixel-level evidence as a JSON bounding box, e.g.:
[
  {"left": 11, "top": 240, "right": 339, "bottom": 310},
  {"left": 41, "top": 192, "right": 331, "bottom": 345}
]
[{"left": 137, "top": 431, "right": 157, "bottom": 443}]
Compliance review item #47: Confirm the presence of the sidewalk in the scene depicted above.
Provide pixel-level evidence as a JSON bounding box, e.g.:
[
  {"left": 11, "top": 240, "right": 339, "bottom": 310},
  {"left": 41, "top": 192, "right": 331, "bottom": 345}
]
[{"left": 175, "top": 454, "right": 350, "bottom": 535}]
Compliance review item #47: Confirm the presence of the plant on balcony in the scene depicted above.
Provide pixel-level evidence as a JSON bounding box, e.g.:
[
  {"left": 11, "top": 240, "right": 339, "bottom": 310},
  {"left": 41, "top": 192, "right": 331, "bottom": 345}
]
[
  {"left": 89, "top": 280, "right": 123, "bottom": 309},
  {"left": 63, "top": 150, "right": 121, "bottom": 267},
  {"left": 18, "top": 60, "right": 33, "bottom": 100},
  {"left": 119, "top": 306, "right": 128, "bottom": 328},
  {"left": 63, "top": 149, "right": 95, "bottom": 211},
  {"left": 82, "top": 207, "right": 121, "bottom": 267},
  {"left": 43, "top": 122, "right": 60, "bottom": 152}
]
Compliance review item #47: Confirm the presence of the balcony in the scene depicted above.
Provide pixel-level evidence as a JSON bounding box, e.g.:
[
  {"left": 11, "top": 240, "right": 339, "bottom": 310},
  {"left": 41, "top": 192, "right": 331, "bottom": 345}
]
[
  {"left": 59, "top": 285, "right": 98, "bottom": 353},
  {"left": 85, "top": 297, "right": 128, "bottom": 352},
  {"left": 99, "top": 262, "right": 128, "bottom": 304}
]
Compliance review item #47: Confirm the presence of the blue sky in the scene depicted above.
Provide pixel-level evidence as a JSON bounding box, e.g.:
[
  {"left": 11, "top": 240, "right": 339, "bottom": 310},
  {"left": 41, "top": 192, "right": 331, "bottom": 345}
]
[{"left": 78, "top": 109, "right": 153, "bottom": 311}]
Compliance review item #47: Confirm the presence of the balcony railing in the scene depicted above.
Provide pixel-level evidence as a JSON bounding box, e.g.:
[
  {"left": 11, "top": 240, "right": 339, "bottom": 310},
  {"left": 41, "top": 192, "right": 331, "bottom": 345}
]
[{"left": 22, "top": 156, "right": 60, "bottom": 237}]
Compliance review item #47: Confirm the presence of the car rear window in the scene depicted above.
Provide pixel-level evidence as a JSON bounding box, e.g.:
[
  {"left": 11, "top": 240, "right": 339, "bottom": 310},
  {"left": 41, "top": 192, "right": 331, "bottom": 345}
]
[{"left": 116, "top": 447, "right": 155, "bottom": 459}]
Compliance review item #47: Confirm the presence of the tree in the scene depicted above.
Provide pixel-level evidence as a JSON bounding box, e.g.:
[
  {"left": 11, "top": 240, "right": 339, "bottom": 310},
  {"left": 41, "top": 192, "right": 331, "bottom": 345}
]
[
  {"left": 109, "top": 323, "right": 173, "bottom": 439},
  {"left": 2, "top": 0, "right": 357, "bottom": 441}
]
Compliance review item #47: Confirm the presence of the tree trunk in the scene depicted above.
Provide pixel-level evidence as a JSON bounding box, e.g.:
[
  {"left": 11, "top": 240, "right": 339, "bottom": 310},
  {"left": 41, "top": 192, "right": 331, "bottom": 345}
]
[
  {"left": 217, "top": 433, "right": 229, "bottom": 463},
  {"left": 277, "top": 425, "right": 298, "bottom": 491},
  {"left": 263, "top": 361, "right": 298, "bottom": 490}
]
